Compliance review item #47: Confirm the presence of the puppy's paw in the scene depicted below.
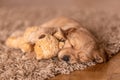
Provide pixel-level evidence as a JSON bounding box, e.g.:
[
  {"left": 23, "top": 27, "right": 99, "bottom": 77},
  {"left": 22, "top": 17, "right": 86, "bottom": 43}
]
[
  {"left": 92, "top": 48, "right": 107, "bottom": 63},
  {"left": 78, "top": 48, "right": 106, "bottom": 63}
]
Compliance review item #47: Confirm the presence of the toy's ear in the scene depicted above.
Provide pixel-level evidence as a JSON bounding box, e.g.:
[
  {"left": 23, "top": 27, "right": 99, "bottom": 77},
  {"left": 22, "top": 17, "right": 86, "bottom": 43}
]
[
  {"left": 93, "top": 48, "right": 107, "bottom": 63},
  {"left": 38, "top": 34, "right": 46, "bottom": 39},
  {"left": 53, "top": 28, "right": 66, "bottom": 41}
]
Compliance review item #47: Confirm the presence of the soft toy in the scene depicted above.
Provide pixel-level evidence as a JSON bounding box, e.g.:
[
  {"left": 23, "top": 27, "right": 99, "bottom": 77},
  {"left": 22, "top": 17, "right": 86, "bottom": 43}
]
[{"left": 6, "top": 26, "right": 65, "bottom": 60}]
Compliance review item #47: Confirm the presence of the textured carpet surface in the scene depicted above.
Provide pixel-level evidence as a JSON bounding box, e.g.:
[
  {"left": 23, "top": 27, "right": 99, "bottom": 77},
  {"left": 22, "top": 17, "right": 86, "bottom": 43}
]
[{"left": 0, "top": 7, "right": 120, "bottom": 80}]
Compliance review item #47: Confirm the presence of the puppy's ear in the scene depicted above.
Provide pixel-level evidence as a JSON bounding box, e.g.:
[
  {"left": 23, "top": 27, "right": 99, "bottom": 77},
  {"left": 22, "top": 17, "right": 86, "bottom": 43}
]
[
  {"left": 93, "top": 48, "right": 107, "bottom": 63},
  {"left": 65, "top": 28, "right": 77, "bottom": 35}
]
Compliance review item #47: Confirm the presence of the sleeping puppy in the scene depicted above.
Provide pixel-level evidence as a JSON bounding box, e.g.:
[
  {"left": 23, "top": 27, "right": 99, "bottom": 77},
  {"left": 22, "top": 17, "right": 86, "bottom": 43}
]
[{"left": 58, "top": 28, "right": 106, "bottom": 64}]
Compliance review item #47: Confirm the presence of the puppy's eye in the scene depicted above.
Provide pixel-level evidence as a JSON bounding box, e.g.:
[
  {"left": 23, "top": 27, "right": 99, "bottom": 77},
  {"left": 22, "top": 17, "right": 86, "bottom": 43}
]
[
  {"left": 62, "top": 55, "right": 70, "bottom": 62},
  {"left": 38, "top": 34, "right": 46, "bottom": 39}
]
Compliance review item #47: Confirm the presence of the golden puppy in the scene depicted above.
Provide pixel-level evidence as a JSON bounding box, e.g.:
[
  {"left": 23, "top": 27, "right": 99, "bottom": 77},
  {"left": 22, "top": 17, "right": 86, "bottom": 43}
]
[{"left": 58, "top": 28, "right": 106, "bottom": 64}]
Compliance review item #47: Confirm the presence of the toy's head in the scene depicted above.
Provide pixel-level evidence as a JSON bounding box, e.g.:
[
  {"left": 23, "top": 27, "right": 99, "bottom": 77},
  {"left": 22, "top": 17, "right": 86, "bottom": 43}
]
[{"left": 34, "top": 34, "right": 65, "bottom": 60}]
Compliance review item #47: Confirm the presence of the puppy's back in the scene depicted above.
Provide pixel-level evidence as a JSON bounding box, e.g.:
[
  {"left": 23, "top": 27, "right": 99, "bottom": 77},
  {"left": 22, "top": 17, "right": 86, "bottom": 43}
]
[{"left": 41, "top": 16, "right": 80, "bottom": 30}]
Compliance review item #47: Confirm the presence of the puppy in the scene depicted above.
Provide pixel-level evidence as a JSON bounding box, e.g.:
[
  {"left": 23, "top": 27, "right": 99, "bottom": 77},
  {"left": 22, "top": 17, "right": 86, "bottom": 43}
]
[{"left": 58, "top": 28, "right": 106, "bottom": 64}]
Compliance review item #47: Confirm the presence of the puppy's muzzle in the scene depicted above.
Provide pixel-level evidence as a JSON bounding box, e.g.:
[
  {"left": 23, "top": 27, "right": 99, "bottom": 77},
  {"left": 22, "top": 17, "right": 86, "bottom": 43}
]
[{"left": 62, "top": 55, "right": 70, "bottom": 62}]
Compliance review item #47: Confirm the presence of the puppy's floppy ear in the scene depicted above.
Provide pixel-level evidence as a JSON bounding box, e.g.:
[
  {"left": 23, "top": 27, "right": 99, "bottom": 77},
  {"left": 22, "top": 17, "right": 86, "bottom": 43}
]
[
  {"left": 93, "top": 48, "right": 107, "bottom": 63},
  {"left": 65, "top": 28, "right": 77, "bottom": 35}
]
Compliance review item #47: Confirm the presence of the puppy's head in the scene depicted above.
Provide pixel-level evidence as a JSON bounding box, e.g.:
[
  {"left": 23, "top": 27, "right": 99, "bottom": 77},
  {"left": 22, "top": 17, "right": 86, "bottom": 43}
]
[
  {"left": 58, "top": 48, "right": 106, "bottom": 64},
  {"left": 61, "top": 27, "right": 106, "bottom": 64}
]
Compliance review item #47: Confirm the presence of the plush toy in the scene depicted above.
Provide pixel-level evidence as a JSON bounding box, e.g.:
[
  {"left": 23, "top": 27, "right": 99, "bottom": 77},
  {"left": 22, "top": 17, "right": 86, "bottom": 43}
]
[{"left": 6, "top": 26, "right": 65, "bottom": 60}]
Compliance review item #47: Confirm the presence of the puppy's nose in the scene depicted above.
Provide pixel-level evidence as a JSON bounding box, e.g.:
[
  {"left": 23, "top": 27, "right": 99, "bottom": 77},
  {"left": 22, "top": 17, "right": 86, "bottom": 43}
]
[{"left": 62, "top": 55, "right": 70, "bottom": 62}]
